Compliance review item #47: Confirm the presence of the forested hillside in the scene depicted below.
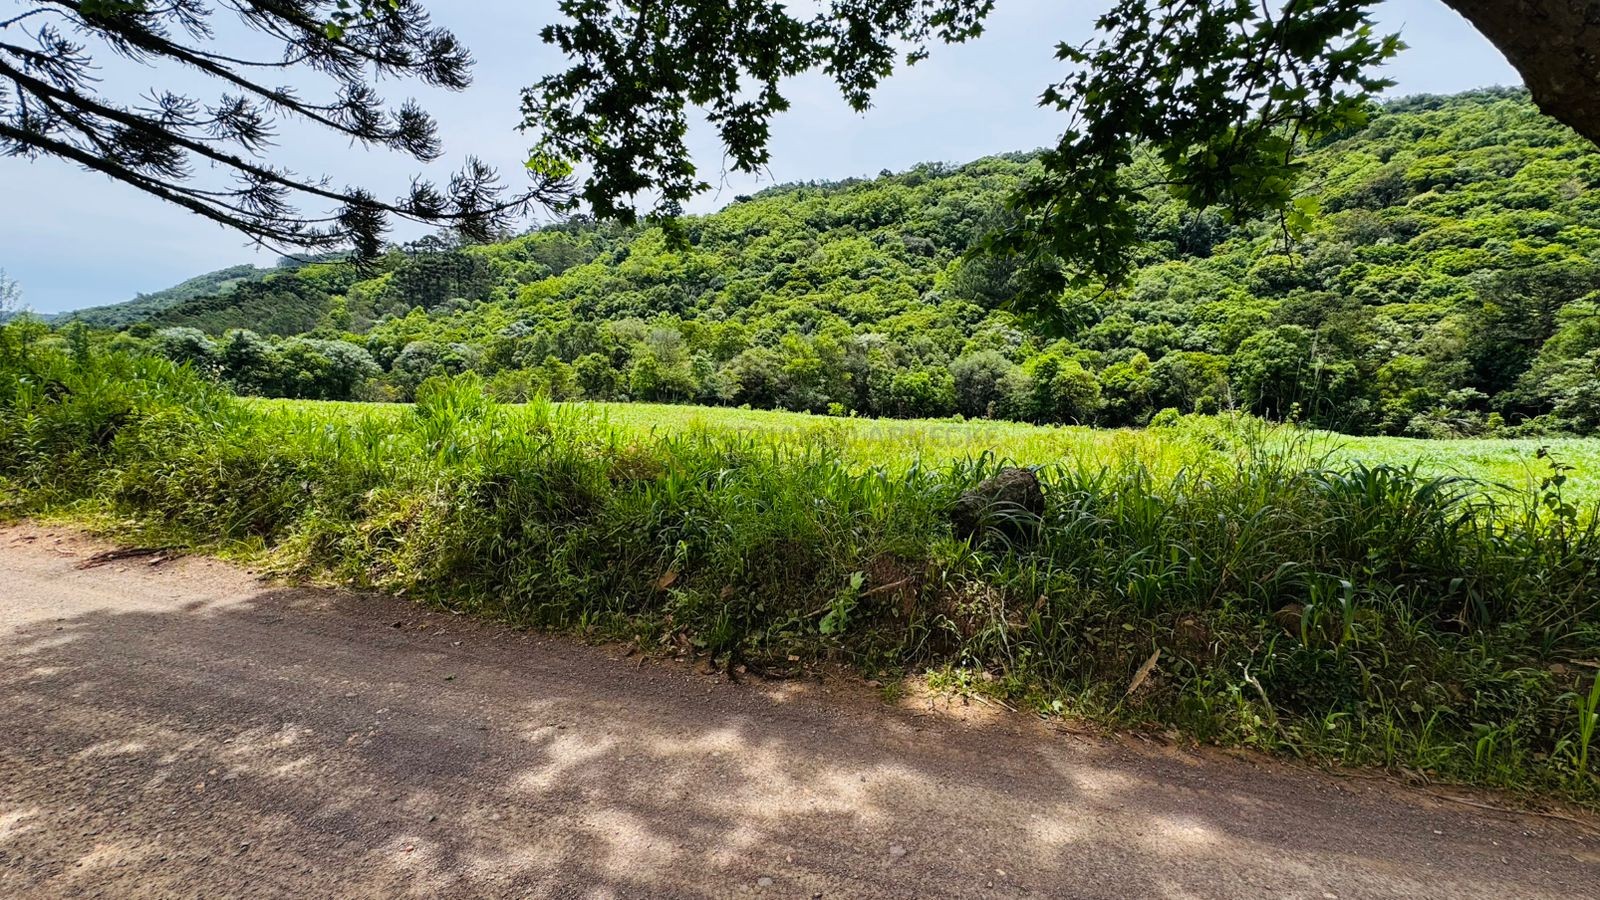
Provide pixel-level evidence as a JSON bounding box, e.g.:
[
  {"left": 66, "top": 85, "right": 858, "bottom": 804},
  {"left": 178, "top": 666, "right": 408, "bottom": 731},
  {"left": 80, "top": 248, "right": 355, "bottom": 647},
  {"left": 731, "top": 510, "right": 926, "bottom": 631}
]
[
  {"left": 60, "top": 264, "right": 271, "bottom": 328},
  {"left": 77, "top": 90, "right": 1600, "bottom": 436}
]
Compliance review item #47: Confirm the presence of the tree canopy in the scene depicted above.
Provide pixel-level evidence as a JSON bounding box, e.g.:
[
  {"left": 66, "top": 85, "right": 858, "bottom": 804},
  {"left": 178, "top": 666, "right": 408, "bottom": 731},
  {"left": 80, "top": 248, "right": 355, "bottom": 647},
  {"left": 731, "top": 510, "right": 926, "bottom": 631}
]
[
  {"left": 522, "top": 0, "right": 1399, "bottom": 295},
  {"left": 517, "top": 0, "right": 1597, "bottom": 294},
  {"left": 0, "top": 0, "right": 572, "bottom": 255}
]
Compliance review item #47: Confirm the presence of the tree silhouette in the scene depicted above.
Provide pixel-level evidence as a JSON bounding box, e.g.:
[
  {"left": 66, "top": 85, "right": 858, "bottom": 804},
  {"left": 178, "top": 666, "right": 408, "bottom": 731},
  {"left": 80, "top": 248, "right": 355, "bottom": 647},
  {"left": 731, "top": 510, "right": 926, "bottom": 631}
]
[{"left": 0, "top": 0, "right": 573, "bottom": 256}]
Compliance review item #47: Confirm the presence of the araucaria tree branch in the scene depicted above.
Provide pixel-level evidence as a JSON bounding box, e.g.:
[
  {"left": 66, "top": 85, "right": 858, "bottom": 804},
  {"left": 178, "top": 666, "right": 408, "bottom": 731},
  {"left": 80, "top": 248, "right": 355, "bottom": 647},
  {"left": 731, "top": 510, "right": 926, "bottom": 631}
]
[{"left": 0, "top": 0, "right": 574, "bottom": 255}]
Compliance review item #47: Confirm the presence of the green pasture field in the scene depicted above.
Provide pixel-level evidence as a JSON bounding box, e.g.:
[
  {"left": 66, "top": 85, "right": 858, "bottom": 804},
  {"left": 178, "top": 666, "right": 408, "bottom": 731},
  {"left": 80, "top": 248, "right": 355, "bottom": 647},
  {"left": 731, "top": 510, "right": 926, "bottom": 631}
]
[{"left": 248, "top": 398, "right": 1600, "bottom": 506}]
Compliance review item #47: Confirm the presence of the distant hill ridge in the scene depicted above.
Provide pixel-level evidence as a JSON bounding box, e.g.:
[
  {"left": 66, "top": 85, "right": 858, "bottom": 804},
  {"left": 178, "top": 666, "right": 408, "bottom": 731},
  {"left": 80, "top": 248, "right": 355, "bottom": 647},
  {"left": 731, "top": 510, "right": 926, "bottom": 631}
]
[
  {"left": 59, "top": 264, "right": 271, "bottom": 328},
  {"left": 61, "top": 251, "right": 352, "bottom": 329}
]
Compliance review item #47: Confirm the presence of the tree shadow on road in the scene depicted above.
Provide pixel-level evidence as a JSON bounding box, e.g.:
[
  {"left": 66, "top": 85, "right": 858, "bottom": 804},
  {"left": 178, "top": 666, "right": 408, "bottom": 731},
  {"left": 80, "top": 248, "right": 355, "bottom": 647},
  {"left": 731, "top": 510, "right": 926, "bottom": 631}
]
[{"left": 1, "top": 570, "right": 1592, "bottom": 899}]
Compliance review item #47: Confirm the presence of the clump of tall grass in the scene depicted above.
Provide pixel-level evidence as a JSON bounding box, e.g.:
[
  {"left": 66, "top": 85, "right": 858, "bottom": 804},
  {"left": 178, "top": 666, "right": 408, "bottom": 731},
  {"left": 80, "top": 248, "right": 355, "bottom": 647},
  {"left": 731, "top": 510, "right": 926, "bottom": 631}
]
[{"left": 4, "top": 332, "right": 1599, "bottom": 803}]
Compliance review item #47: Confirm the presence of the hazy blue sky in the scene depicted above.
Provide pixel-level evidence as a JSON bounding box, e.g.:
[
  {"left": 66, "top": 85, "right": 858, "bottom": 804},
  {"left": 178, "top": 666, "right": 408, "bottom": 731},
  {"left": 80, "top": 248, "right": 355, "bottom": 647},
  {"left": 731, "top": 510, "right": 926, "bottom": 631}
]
[{"left": 2, "top": 0, "right": 1520, "bottom": 314}]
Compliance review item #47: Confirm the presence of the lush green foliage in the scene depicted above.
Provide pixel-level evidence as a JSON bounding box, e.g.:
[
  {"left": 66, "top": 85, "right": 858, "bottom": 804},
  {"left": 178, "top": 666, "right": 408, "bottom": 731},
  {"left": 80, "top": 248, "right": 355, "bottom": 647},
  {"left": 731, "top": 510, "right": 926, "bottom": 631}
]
[
  {"left": 7, "top": 331, "right": 1600, "bottom": 802},
  {"left": 516, "top": 0, "right": 1563, "bottom": 297},
  {"left": 511, "top": 0, "right": 1598, "bottom": 289},
  {"left": 993, "top": 0, "right": 1399, "bottom": 291},
  {"left": 520, "top": 0, "right": 999, "bottom": 229},
  {"left": 18, "top": 0, "right": 1591, "bottom": 274},
  {"left": 71, "top": 92, "right": 1600, "bottom": 436}
]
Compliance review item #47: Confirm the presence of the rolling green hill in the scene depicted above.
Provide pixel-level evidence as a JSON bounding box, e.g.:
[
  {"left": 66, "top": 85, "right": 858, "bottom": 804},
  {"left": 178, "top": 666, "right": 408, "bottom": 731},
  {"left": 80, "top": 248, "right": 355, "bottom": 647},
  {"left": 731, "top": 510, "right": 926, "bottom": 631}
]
[
  {"left": 59, "top": 264, "right": 272, "bottom": 328},
  {"left": 91, "top": 88, "right": 1600, "bottom": 436},
  {"left": 61, "top": 251, "right": 354, "bottom": 330}
]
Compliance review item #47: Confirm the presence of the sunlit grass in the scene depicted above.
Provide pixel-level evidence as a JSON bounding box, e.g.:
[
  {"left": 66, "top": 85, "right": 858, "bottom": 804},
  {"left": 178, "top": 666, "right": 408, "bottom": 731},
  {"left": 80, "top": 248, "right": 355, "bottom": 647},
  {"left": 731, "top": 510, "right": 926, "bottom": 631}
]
[{"left": 247, "top": 398, "right": 1600, "bottom": 506}]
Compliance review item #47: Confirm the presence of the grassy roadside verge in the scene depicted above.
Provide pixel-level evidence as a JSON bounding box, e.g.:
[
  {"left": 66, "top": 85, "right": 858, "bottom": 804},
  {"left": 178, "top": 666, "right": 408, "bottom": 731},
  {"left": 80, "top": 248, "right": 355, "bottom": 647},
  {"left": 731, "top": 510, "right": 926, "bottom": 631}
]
[{"left": 5, "top": 335, "right": 1600, "bottom": 805}]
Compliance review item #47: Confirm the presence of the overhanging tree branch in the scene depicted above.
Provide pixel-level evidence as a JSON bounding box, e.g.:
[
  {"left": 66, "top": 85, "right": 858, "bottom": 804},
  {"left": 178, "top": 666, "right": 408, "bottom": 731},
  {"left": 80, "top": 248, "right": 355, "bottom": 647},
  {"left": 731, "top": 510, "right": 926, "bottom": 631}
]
[
  {"left": 514, "top": 0, "right": 1596, "bottom": 310},
  {"left": 2, "top": 0, "right": 574, "bottom": 255}
]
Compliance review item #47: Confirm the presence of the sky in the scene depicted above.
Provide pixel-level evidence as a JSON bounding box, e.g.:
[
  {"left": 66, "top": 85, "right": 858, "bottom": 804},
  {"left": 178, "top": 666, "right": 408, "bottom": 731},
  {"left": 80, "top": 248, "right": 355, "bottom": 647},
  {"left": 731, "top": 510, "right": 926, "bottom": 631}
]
[{"left": 1, "top": 0, "right": 1521, "bottom": 315}]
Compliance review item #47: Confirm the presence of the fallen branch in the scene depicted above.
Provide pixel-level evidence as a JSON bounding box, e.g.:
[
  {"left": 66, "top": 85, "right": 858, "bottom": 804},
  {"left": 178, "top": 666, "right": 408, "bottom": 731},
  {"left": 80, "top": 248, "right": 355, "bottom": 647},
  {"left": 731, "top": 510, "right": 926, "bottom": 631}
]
[
  {"left": 1419, "top": 791, "right": 1600, "bottom": 836},
  {"left": 805, "top": 576, "right": 919, "bottom": 617},
  {"left": 75, "top": 546, "right": 178, "bottom": 569},
  {"left": 859, "top": 576, "right": 916, "bottom": 598},
  {"left": 1125, "top": 648, "right": 1161, "bottom": 696},
  {"left": 969, "top": 693, "right": 1018, "bottom": 713}
]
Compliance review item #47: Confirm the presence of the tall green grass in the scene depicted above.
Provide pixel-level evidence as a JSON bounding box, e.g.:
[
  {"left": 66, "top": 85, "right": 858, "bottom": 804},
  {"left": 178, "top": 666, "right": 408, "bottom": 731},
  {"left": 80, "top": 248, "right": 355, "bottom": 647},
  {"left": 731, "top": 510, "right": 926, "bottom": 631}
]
[
  {"left": 249, "top": 397, "right": 1600, "bottom": 508},
  {"left": 6, "top": 332, "right": 1600, "bottom": 803}
]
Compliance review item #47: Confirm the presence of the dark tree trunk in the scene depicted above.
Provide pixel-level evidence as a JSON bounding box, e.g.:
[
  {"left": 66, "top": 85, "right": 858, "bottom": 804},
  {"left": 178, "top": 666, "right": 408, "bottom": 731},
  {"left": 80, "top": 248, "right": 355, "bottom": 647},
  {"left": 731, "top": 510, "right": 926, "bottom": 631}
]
[{"left": 1442, "top": 1, "right": 1600, "bottom": 144}]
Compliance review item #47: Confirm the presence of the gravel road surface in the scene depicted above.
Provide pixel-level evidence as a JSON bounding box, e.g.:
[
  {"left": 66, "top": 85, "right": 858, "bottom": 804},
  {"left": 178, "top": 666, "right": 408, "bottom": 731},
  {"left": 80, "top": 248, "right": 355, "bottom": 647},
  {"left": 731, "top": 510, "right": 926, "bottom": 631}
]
[{"left": 2, "top": 524, "right": 1596, "bottom": 898}]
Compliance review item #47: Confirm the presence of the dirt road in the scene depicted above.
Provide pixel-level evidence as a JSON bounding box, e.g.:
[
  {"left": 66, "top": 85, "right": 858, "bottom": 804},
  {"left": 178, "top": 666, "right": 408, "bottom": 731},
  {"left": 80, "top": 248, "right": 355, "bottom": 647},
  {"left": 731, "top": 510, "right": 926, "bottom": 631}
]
[{"left": 1, "top": 524, "right": 1596, "bottom": 898}]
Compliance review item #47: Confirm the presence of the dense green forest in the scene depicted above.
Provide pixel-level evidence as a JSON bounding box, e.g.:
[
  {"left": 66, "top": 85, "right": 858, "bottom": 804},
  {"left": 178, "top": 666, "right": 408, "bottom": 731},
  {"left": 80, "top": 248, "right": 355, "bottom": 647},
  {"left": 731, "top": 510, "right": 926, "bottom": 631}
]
[{"left": 58, "top": 90, "right": 1600, "bottom": 436}]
